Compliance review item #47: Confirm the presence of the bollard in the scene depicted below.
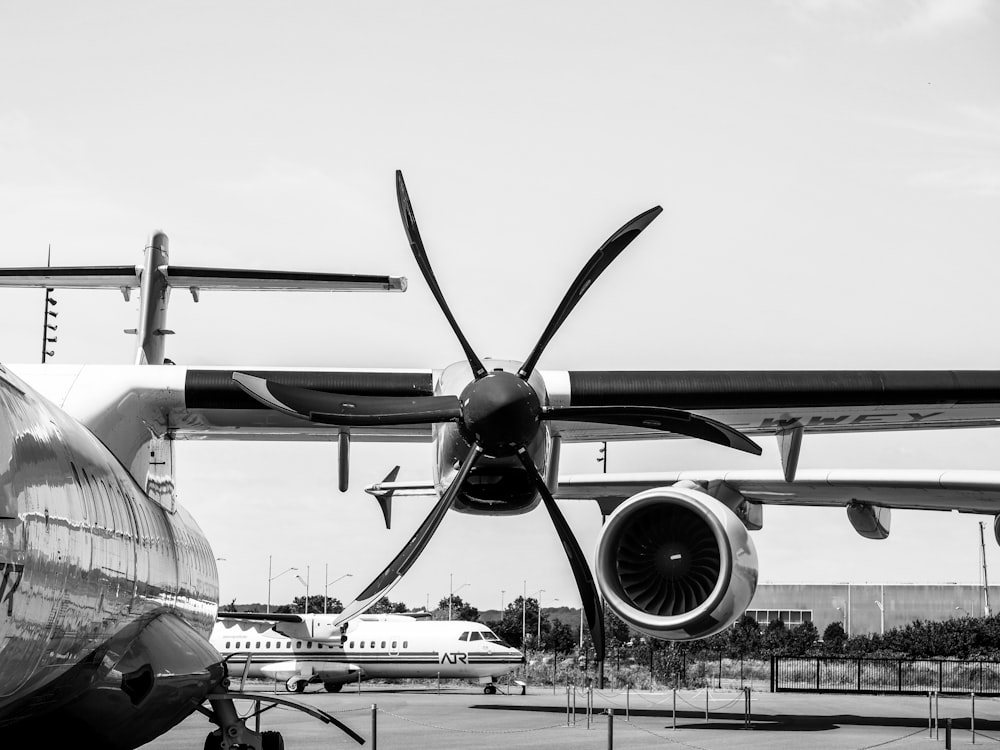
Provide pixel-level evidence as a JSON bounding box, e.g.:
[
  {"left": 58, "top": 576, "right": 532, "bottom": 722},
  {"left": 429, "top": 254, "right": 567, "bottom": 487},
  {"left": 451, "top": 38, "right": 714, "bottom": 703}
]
[
  {"left": 587, "top": 686, "right": 591, "bottom": 730},
  {"left": 672, "top": 687, "right": 677, "bottom": 730},
  {"left": 566, "top": 686, "right": 571, "bottom": 726},
  {"left": 437, "top": 672, "right": 441, "bottom": 695},
  {"left": 607, "top": 709, "right": 614, "bottom": 749},
  {"left": 357, "top": 671, "right": 362, "bottom": 695},
  {"left": 705, "top": 687, "right": 709, "bottom": 722},
  {"left": 370, "top": 704, "right": 377, "bottom": 750},
  {"left": 928, "top": 692, "right": 933, "bottom": 738},
  {"left": 573, "top": 684, "right": 577, "bottom": 726},
  {"left": 626, "top": 684, "right": 630, "bottom": 721},
  {"left": 744, "top": 686, "right": 752, "bottom": 729},
  {"left": 946, "top": 717, "right": 952, "bottom": 749},
  {"left": 972, "top": 692, "right": 976, "bottom": 744},
  {"left": 936, "top": 692, "right": 940, "bottom": 740}
]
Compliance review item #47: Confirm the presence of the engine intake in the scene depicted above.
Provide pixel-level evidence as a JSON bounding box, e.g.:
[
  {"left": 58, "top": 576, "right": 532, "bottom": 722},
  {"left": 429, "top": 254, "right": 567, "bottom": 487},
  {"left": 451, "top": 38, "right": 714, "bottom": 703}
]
[{"left": 595, "top": 486, "right": 758, "bottom": 641}]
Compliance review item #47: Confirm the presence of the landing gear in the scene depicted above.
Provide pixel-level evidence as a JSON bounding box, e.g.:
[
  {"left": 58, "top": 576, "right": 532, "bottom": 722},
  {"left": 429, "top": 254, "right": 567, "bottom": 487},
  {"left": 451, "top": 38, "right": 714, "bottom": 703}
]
[
  {"left": 483, "top": 684, "right": 497, "bottom": 695},
  {"left": 204, "top": 729, "right": 285, "bottom": 750},
  {"left": 291, "top": 680, "right": 307, "bottom": 693},
  {"left": 324, "top": 682, "right": 344, "bottom": 693}
]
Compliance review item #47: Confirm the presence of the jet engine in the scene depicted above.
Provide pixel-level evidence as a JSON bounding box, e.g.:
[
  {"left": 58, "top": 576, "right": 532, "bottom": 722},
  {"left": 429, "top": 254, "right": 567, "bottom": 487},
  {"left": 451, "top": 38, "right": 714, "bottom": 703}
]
[{"left": 595, "top": 486, "right": 758, "bottom": 641}]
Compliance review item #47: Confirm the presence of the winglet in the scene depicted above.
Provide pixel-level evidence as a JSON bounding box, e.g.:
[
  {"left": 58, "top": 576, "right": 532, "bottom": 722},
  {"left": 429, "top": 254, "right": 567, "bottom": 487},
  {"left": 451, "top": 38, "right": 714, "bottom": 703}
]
[{"left": 370, "top": 466, "right": 401, "bottom": 529}]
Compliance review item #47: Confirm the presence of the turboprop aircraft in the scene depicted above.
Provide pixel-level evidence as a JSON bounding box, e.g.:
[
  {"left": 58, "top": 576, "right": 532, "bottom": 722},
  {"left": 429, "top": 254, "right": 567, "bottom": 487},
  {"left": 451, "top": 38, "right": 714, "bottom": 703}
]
[
  {"left": 0, "top": 235, "right": 402, "bottom": 749},
  {"left": 212, "top": 612, "right": 523, "bottom": 694},
  {"left": 230, "top": 170, "right": 1000, "bottom": 663}
]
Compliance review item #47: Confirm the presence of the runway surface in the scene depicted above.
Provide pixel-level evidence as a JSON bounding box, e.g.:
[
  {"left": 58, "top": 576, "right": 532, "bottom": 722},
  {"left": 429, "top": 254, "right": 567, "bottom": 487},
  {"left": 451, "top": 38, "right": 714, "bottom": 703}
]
[{"left": 140, "top": 683, "right": 1000, "bottom": 749}]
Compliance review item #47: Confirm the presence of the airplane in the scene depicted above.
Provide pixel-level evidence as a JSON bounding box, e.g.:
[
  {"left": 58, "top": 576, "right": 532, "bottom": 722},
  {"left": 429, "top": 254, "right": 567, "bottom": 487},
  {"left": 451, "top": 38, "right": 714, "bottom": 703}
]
[
  {"left": 212, "top": 611, "right": 524, "bottom": 694},
  {"left": 0, "top": 233, "right": 403, "bottom": 749},
  {"left": 5, "top": 174, "right": 1000, "bottom": 749},
  {"left": 229, "top": 170, "right": 1000, "bottom": 663}
]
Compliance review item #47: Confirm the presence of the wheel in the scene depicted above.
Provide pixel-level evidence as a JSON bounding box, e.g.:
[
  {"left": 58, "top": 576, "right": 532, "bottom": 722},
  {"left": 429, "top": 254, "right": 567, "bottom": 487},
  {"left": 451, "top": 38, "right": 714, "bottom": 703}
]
[
  {"left": 483, "top": 684, "right": 497, "bottom": 695},
  {"left": 261, "top": 730, "right": 285, "bottom": 750},
  {"left": 324, "top": 681, "right": 344, "bottom": 693},
  {"left": 203, "top": 730, "right": 222, "bottom": 750},
  {"left": 291, "top": 680, "right": 307, "bottom": 693}
]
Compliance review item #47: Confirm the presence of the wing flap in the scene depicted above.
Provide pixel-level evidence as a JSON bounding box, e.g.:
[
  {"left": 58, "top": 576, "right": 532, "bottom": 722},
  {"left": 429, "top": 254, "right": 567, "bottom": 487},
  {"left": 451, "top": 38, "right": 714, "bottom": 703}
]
[{"left": 555, "top": 469, "right": 1000, "bottom": 514}]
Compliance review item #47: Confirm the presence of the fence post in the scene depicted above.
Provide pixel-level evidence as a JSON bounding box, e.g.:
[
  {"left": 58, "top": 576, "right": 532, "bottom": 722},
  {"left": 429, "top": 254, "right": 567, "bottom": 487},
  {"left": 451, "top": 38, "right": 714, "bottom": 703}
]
[
  {"left": 587, "top": 685, "right": 592, "bottom": 730},
  {"left": 857, "top": 658, "right": 862, "bottom": 692},
  {"left": 946, "top": 717, "right": 952, "bottom": 749},
  {"left": 573, "top": 684, "right": 577, "bottom": 726},
  {"left": 705, "top": 687, "right": 709, "bottom": 722},
  {"left": 566, "top": 686, "right": 571, "bottom": 726},
  {"left": 940, "top": 660, "right": 944, "bottom": 694},
  {"left": 928, "top": 692, "right": 933, "bottom": 738},
  {"left": 972, "top": 692, "right": 976, "bottom": 744},
  {"left": 370, "top": 704, "right": 377, "bottom": 750},
  {"left": 626, "top": 684, "right": 630, "bottom": 721},
  {"left": 672, "top": 686, "right": 677, "bottom": 730},
  {"left": 607, "top": 709, "right": 614, "bottom": 749},
  {"left": 769, "top": 656, "right": 775, "bottom": 692},
  {"left": 816, "top": 658, "right": 820, "bottom": 690},
  {"left": 936, "top": 692, "right": 940, "bottom": 740}
]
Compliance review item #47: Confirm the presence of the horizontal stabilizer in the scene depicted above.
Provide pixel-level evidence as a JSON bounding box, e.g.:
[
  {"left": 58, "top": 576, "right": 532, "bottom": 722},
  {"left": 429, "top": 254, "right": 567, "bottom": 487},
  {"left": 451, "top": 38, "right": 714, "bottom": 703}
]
[{"left": 0, "top": 265, "right": 139, "bottom": 288}]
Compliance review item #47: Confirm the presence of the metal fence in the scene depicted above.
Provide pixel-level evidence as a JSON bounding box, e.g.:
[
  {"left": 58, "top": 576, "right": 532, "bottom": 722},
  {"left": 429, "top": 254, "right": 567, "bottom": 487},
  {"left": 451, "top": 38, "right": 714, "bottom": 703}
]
[{"left": 771, "top": 656, "right": 1000, "bottom": 695}]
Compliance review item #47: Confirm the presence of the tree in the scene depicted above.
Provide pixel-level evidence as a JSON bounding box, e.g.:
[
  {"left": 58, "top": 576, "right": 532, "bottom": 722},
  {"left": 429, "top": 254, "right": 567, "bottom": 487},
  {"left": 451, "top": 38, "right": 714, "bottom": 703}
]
[
  {"left": 547, "top": 618, "right": 577, "bottom": 654},
  {"left": 368, "top": 597, "right": 408, "bottom": 614},
  {"left": 437, "top": 595, "right": 479, "bottom": 622},
  {"left": 288, "top": 595, "right": 343, "bottom": 614},
  {"left": 729, "top": 614, "right": 762, "bottom": 657},
  {"left": 763, "top": 619, "right": 791, "bottom": 655},
  {"left": 789, "top": 620, "right": 819, "bottom": 655},
  {"left": 822, "top": 621, "right": 847, "bottom": 653}
]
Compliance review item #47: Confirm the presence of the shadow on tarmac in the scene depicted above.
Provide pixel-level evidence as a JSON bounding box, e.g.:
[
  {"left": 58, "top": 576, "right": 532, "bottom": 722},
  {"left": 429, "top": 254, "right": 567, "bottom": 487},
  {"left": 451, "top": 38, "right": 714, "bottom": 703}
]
[{"left": 471, "top": 704, "right": 1000, "bottom": 733}]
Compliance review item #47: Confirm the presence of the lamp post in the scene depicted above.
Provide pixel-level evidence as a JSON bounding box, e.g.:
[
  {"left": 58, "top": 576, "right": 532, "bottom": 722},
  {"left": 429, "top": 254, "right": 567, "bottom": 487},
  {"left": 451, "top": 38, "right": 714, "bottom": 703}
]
[
  {"left": 295, "top": 566, "right": 310, "bottom": 613},
  {"left": 323, "top": 566, "right": 352, "bottom": 614},
  {"left": 522, "top": 580, "right": 527, "bottom": 648},
  {"left": 500, "top": 590, "right": 505, "bottom": 612},
  {"left": 449, "top": 573, "right": 469, "bottom": 620},
  {"left": 266, "top": 556, "right": 297, "bottom": 614},
  {"left": 535, "top": 589, "right": 545, "bottom": 646},
  {"left": 874, "top": 584, "right": 885, "bottom": 635}
]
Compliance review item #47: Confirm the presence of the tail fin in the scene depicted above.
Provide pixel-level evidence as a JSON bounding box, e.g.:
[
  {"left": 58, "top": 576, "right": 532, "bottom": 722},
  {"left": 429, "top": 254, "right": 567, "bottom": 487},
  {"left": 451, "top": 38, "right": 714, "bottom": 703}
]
[{"left": 0, "top": 231, "right": 406, "bottom": 365}]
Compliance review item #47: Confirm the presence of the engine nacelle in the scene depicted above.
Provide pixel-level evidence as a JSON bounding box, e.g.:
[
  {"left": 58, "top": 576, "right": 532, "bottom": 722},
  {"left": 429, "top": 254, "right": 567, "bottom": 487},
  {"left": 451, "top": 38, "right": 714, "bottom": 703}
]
[{"left": 595, "top": 486, "right": 758, "bottom": 641}]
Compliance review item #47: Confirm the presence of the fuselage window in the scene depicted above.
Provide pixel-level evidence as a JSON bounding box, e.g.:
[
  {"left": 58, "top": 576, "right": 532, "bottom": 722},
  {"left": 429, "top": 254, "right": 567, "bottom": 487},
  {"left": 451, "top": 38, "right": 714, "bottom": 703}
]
[
  {"left": 360, "top": 642, "right": 364, "bottom": 648},
  {"left": 296, "top": 641, "right": 302, "bottom": 648},
  {"left": 266, "top": 642, "right": 271, "bottom": 648},
  {"left": 307, "top": 642, "right": 312, "bottom": 649},
  {"left": 370, "top": 641, "right": 375, "bottom": 649},
  {"left": 349, "top": 641, "right": 354, "bottom": 648},
  {"left": 392, "top": 641, "right": 397, "bottom": 649},
  {"left": 256, "top": 642, "right": 261, "bottom": 649},
  {"left": 380, "top": 641, "right": 386, "bottom": 649},
  {"left": 225, "top": 641, "right": 231, "bottom": 649},
  {"left": 403, "top": 641, "right": 408, "bottom": 649}
]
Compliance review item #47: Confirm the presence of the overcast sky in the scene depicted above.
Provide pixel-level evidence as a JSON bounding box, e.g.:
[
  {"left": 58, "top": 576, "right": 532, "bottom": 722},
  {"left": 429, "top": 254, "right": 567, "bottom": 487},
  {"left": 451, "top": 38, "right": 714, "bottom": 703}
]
[{"left": 2, "top": 1, "right": 999, "bottom": 620}]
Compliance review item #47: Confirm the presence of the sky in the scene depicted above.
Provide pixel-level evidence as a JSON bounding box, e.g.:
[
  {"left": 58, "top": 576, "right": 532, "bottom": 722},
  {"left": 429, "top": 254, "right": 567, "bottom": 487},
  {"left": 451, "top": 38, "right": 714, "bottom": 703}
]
[{"left": 1, "top": 1, "right": 999, "bottom": 620}]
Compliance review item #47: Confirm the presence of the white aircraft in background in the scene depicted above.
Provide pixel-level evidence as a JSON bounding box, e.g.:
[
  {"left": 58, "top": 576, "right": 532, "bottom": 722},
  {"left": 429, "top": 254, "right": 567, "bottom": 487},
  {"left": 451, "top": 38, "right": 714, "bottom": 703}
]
[
  {"left": 0, "top": 234, "right": 401, "bottom": 749},
  {"left": 213, "top": 612, "right": 523, "bottom": 694}
]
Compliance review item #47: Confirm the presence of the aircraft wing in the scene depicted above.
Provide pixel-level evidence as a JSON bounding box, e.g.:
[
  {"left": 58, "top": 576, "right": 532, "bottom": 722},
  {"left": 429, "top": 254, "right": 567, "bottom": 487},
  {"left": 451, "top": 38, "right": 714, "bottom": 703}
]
[
  {"left": 545, "top": 370, "right": 1000, "bottom": 441},
  {"left": 553, "top": 469, "right": 1000, "bottom": 516}
]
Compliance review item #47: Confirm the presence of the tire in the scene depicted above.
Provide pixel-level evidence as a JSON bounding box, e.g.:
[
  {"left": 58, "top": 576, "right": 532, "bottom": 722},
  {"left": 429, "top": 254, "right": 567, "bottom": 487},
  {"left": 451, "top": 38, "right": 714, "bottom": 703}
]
[
  {"left": 261, "top": 730, "right": 285, "bottom": 750},
  {"left": 292, "top": 680, "right": 307, "bottom": 693},
  {"left": 484, "top": 684, "right": 497, "bottom": 695},
  {"left": 203, "top": 731, "right": 222, "bottom": 750},
  {"left": 324, "top": 682, "right": 344, "bottom": 693}
]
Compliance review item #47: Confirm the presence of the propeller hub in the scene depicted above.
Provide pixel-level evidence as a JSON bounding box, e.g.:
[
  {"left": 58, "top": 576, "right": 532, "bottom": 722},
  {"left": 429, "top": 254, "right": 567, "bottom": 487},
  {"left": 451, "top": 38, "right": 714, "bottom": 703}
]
[{"left": 459, "top": 371, "right": 541, "bottom": 457}]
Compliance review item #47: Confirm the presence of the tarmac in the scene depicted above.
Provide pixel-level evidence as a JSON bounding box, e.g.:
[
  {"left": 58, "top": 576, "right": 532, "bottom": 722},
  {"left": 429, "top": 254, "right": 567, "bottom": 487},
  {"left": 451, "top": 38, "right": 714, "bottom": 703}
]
[{"left": 139, "top": 682, "right": 1000, "bottom": 749}]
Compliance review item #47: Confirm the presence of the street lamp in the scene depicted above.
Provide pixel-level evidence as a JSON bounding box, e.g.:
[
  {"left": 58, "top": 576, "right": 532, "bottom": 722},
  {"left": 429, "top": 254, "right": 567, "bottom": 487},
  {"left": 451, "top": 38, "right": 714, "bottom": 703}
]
[
  {"left": 522, "top": 580, "right": 527, "bottom": 648},
  {"left": 534, "top": 589, "right": 545, "bottom": 646},
  {"left": 500, "top": 590, "right": 505, "bottom": 612},
  {"left": 323, "top": 566, "right": 352, "bottom": 614},
  {"left": 874, "top": 584, "right": 885, "bottom": 635},
  {"left": 295, "top": 566, "right": 310, "bottom": 613},
  {"left": 449, "top": 573, "right": 469, "bottom": 620},
  {"left": 266, "top": 555, "right": 297, "bottom": 614}
]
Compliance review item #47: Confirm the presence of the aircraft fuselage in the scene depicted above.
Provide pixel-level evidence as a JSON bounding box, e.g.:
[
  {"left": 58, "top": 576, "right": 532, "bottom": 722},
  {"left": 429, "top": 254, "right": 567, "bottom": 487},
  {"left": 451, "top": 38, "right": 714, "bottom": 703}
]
[{"left": 0, "top": 363, "right": 222, "bottom": 748}]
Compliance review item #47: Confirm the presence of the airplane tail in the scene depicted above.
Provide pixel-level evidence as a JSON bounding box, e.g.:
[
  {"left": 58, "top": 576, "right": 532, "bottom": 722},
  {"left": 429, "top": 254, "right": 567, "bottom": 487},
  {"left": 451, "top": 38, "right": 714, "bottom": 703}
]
[{"left": 0, "top": 231, "right": 406, "bottom": 365}]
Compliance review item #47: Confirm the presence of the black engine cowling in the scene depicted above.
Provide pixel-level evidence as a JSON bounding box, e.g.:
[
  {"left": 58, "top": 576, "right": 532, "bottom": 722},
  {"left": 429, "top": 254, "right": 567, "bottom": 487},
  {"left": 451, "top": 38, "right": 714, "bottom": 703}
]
[{"left": 595, "top": 486, "right": 758, "bottom": 641}]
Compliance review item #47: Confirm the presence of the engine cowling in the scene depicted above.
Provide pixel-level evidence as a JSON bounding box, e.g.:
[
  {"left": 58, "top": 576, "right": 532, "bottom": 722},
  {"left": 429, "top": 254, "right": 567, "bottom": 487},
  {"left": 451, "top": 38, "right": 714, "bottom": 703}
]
[{"left": 595, "top": 486, "right": 758, "bottom": 641}]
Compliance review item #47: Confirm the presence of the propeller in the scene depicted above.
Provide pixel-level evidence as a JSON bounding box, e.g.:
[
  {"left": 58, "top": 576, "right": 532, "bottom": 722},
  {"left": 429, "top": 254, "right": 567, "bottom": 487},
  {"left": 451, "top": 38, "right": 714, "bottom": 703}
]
[{"left": 234, "top": 170, "right": 762, "bottom": 661}]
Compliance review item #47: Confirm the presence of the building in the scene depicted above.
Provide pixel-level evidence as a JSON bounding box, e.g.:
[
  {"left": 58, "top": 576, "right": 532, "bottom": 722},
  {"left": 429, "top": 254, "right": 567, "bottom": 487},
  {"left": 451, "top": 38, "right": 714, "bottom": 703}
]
[{"left": 745, "top": 583, "right": 1000, "bottom": 635}]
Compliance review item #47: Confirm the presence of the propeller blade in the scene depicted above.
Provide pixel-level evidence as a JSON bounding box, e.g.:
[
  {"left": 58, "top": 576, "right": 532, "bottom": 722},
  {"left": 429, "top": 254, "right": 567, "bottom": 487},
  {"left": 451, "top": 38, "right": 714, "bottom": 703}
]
[
  {"left": 516, "top": 448, "right": 606, "bottom": 662},
  {"left": 396, "top": 170, "right": 487, "bottom": 379},
  {"left": 233, "top": 372, "right": 462, "bottom": 426},
  {"left": 518, "top": 206, "right": 663, "bottom": 379},
  {"left": 332, "top": 444, "right": 481, "bottom": 627},
  {"left": 543, "top": 405, "right": 762, "bottom": 455}
]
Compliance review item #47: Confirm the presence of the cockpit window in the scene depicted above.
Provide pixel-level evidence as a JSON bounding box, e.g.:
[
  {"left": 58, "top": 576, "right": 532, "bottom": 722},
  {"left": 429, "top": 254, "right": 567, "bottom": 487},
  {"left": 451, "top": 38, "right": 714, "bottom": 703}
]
[
  {"left": 469, "top": 631, "right": 483, "bottom": 641},
  {"left": 459, "top": 631, "right": 470, "bottom": 641},
  {"left": 482, "top": 630, "right": 501, "bottom": 641}
]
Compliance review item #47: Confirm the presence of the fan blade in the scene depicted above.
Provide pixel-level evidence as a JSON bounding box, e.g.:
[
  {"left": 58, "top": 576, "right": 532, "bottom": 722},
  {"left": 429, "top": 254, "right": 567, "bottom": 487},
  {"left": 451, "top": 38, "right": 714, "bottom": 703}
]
[
  {"left": 332, "top": 444, "right": 482, "bottom": 627},
  {"left": 233, "top": 372, "right": 462, "bottom": 426},
  {"left": 518, "top": 206, "right": 663, "bottom": 379},
  {"left": 543, "top": 405, "right": 762, "bottom": 455},
  {"left": 515, "top": 448, "right": 606, "bottom": 663},
  {"left": 396, "top": 170, "right": 487, "bottom": 379}
]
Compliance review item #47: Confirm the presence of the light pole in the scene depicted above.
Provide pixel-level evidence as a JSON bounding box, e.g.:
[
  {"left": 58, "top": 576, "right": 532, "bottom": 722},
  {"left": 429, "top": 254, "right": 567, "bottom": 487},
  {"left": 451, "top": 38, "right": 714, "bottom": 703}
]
[
  {"left": 535, "top": 589, "right": 545, "bottom": 646},
  {"left": 522, "top": 580, "right": 527, "bottom": 648},
  {"left": 449, "top": 574, "right": 469, "bottom": 620},
  {"left": 874, "top": 584, "right": 885, "bottom": 635},
  {"left": 267, "top": 556, "right": 297, "bottom": 614},
  {"left": 500, "top": 590, "right": 505, "bottom": 612},
  {"left": 295, "top": 566, "right": 310, "bottom": 613},
  {"left": 323, "top": 566, "right": 352, "bottom": 614}
]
